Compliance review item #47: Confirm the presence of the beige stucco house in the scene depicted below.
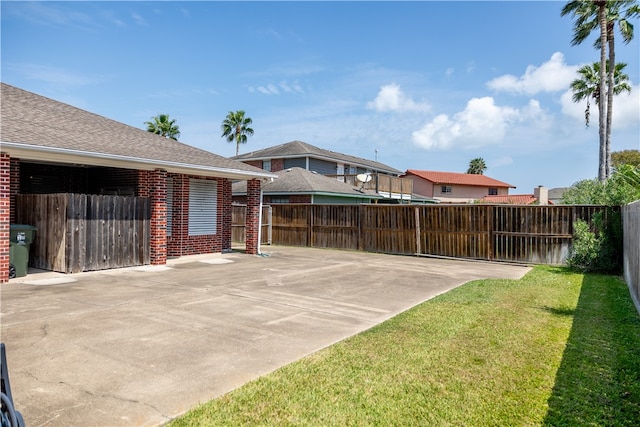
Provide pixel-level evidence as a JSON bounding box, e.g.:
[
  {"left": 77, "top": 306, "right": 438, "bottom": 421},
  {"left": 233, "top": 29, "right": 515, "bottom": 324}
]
[{"left": 402, "top": 170, "right": 515, "bottom": 203}]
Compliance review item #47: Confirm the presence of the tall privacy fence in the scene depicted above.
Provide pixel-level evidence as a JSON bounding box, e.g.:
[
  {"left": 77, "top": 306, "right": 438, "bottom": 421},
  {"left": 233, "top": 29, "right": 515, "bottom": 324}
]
[
  {"left": 234, "top": 204, "right": 610, "bottom": 265},
  {"left": 16, "top": 194, "right": 150, "bottom": 273},
  {"left": 623, "top": 200, "right": 640, "bottom": 314}
]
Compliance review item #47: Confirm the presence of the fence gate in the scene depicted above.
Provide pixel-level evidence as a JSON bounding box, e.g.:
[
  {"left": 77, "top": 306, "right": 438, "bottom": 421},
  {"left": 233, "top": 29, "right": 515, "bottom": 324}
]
[{"left": 16, "top": 193, "right": 150, "bottom": 273}]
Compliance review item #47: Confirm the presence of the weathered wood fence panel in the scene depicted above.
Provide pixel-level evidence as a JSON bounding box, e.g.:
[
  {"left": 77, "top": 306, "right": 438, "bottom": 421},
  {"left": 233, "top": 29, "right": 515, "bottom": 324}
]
[
  {"left": 361, "top": 206, "right": 416, "bottom": 254},
  {"left": 16, "top": 194, "right": 150, "bottom": 273},
  {"left": 623, "top": 200, "right": 640, "bottom": 313},
  {"left": 255, "top": 204, "right": 611, "bottom": 265},
  {"left": 15, "top": 194, "right": 67, "bottom": 272},
  {"left": 232, "top": 205, "right": 272, "bottom": 244},
  {"left": 419, "top": 205, "right": 490, "bottom": 260}
]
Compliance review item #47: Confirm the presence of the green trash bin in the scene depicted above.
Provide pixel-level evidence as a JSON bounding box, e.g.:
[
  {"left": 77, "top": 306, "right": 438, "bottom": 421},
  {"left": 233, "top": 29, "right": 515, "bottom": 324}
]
[{"left": 9, "top": 224, "right": 37, "bottom": 278}]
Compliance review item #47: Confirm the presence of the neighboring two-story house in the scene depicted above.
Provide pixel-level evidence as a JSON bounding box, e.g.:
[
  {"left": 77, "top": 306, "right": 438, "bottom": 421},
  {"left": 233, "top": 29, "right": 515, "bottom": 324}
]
[
  {"left": 233, "top": 140, "right": 413, "bottom": 202},
  {"left": 402, "top": 170, "right": 515, "bottom": 204}
]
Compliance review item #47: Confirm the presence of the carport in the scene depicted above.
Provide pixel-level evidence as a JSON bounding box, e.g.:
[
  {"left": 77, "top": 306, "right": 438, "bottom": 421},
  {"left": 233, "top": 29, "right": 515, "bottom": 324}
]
[{"left": 0, "top": 83, "right": 276, "bottom": 281}]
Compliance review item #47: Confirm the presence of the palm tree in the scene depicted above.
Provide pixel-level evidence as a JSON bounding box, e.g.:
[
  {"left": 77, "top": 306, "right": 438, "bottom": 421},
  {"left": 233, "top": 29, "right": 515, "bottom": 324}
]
[
  {"left": 144, "top": 114, "right": 180, "bottom": 140},
  {"left": 221, "top": 110, "right": 254, "bottom": 156},
  {"left": 467, "top": 158, "right": 487, "bottom": 175},
  {"left": 570, "top": 61, "right": 631, "bottom": 128},
  {"left": 602, "top": 1, "right": 639, "bottom": 177},
  {"left": 561, "top": 0, "right": 639, "bottom": 180},
  {"left": 562, "top": 1, "right": 608, "bottom": 180}
]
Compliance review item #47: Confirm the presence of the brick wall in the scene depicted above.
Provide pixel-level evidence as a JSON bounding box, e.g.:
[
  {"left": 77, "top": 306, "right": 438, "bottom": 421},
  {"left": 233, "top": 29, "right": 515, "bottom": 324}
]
[
  {"left": 221, "top": 179, "right": 232, "bottom": 252},
  {"left": 9, "top": 158, "right": 19, "bottom": 223},
  {"left": 271, "top": 158, "right": 284, "bottom": 172},
  {"left": 149, "top": 169, "right": 167, "bottom": 265},
  {"left": 0, "top": 153, "right": 10, "bottom": 283},
  {"left": 165, "top": 174, "right": 232, "bottom": 257},
  {"left": 244, "top": 160, "right": 262, "bottom": 169},
  {"left": 245, "top": 179, "right": 261, "bottom": 255}
]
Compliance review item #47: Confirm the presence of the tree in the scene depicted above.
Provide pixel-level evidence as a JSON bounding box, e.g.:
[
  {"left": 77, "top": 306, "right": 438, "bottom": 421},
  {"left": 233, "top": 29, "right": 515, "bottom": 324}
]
[
  {"left": 221, "top": 110, "right": 254, "bottom": 156},
  {"left": 466, "top": 158, "right": 487, "bottom": 175},
  {"left": 561, "top": 0, "right": 609, "bottom": 181},
  {"left": 612, "top": 149, "right": 640, "bottom": 167},
  {"left": 570, "top": 61, "right": 631, "bottom": 127},
  {"left": 144, "top": 114, "right": 180, "bottom": 140},
  {"left": 561, "top": 0, "right": 639, "bottom": 180}
]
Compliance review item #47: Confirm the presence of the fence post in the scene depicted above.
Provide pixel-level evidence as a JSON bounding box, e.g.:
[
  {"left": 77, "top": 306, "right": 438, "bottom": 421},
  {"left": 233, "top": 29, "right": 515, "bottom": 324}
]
[
  {"left": 487, "top": 205, "right": 494, "bottom": 261},
  {"left": 414, "top": 206, "right": 421, "bottom": 255}
]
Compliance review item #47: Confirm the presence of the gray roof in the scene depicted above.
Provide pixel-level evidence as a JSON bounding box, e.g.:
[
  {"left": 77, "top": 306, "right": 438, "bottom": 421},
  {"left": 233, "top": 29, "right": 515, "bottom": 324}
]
[
  {"left": 233, "top": 167, "right": 382, "bottom": 199},
  {"left": 233, "top": 140, "right": 402, "bottom": 175},
  {"left": 0, "top": 83, "right": 274, "bottom": 180}
]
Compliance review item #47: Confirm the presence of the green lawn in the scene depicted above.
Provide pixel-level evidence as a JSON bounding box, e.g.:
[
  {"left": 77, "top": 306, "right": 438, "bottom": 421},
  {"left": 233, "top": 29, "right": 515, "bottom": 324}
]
[{"left": 170, "top": 266, "right": 640, "bottom": 426}]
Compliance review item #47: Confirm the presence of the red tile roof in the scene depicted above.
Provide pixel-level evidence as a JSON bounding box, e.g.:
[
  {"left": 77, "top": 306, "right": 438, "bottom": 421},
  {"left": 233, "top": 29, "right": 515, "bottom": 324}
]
[
  {"left": 480, "top": 194, "right": 553, "bottom": 205},
  {"left": 404, "top": 170, "right": 515, "bottom": 188}
]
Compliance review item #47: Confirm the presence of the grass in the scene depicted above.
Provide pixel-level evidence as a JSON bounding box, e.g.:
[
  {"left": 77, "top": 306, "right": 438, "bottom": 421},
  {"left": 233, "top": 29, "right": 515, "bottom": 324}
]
[{"left": 169, "top": 266, "right": 640, "bottom": 426}]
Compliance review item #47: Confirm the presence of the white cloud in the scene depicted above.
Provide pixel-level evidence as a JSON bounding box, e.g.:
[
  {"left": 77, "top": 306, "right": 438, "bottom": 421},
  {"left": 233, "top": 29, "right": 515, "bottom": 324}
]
[
  {"left": 366, "top": 83, "right": 431, "bottom": 113},
  {"left": 560, "top": 84, "right": 640, "bottom": 129},
  {"left": 487, "top": 52, "right": 578, "bottom": 95},
  {"left": 412, "top": 97, "right": 523, "bottom": 150}
]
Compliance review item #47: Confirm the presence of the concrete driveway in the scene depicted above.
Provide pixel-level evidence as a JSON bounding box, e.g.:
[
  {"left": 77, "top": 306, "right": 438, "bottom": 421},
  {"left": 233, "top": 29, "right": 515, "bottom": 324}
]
[{"left": 1, "top": 246, "right": 530, "bottom": 426}]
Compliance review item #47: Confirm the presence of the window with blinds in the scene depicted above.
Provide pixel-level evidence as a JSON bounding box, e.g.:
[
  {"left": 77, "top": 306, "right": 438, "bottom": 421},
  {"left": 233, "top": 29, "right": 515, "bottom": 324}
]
[{"left": 188, "top": 178, "right": 217, "bottom": 236}]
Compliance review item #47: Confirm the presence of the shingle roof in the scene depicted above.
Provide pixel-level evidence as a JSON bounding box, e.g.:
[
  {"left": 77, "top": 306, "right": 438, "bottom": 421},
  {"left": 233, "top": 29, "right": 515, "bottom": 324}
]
[
  {"left": 0, "top": 83, "right": 274, "bottom": 180},
  {"left": 233, "top": 167, "right": 381, "bottom": 199},
  {"left": 404, "top": 169, "right": 515, "bottom": 188},
  {"left": 233, "top": 140, "right": 402, "bottom": 175}
]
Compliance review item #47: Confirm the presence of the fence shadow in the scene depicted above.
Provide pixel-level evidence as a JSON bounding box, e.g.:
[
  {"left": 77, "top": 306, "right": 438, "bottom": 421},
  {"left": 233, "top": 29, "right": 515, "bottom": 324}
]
[{"left": 543, "top": 272, "right": 640, "bottom": 425}]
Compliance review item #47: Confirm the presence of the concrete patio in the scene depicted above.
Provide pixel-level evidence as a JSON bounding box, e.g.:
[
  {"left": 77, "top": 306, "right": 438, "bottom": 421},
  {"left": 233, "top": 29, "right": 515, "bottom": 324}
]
[{"left": 1, "top": 246, "right": 530, "bottom": 426}]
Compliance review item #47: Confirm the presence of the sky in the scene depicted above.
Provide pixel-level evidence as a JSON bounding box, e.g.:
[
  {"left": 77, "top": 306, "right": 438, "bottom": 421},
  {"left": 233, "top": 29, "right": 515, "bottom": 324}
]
[{"left": 2, "top": 1, "right": 639, "bottom": 193}]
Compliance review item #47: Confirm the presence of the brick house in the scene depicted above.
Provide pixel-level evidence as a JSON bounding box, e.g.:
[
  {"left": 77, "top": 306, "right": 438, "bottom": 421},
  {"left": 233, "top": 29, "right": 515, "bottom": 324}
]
[
  {"left": 0, "top": 83, "right": 275, "bottom": 283},
  {"left": 402, "top": 170, "right": 515, "bottom": 204}
]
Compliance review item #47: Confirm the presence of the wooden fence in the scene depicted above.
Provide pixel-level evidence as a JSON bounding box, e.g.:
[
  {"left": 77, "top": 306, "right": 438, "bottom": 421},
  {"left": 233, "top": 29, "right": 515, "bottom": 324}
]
[
  {"left": 16, "top": 194, "right": 150, "bottom": 273},
  {"left": 249, "top": 204, "right": 610, "bottom": 265},
  {"left": 232, "top": 205, "right": 272, "bottom": 245},
  {"left": 623, "top": 200, "right": 640, "bottom": 313}
]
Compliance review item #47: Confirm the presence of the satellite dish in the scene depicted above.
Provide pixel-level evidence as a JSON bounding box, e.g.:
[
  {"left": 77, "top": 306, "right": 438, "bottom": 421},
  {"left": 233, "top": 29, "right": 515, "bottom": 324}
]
[
  {"left": 355, "top": 173, "right": 372, "bottom": 193},
  {"left": 356, "top": 173, "right": 372, "bottom": 183}
]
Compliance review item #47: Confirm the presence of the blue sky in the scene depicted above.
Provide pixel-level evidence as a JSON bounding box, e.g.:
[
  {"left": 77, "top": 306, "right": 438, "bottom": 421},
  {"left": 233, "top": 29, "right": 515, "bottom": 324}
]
[{"left": 2, "top": 1, "right": 639, "bottom": 193}]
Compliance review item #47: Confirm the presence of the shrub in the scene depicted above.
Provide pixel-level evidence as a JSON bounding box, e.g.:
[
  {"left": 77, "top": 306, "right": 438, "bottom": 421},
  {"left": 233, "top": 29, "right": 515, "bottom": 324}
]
[{"left": 567, "top": 210, "right": 622, "bottom": 273}]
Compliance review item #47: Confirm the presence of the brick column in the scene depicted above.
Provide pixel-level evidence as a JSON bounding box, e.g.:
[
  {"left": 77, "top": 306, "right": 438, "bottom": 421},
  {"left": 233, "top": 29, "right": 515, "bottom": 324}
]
[
  {"left": 1, "top": 153, "right": 10, "bottom": 283},
  {"left": 246, "top": 179, "right": 261, "bottom": 255},
  {"left": 221, "top": 179, "right": 232, "bottom": 252},
  {"left": 149, "top": 169, "right": 167, "bottom": 265},
  {"left": 9, "top": 158, "right": 20, "bottom": 223}
]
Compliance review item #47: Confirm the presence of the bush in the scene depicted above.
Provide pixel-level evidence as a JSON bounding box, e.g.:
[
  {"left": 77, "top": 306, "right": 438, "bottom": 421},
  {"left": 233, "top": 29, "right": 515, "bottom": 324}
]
[{"left": 567, "top": 210, "right": 622, "bottom": 273}]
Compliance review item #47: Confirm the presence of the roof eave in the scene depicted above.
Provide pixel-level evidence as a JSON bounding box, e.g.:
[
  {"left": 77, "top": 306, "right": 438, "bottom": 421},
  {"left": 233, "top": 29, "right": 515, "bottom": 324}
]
[{"left": 1, "top": 141, "right": 277, "bottom": 181}]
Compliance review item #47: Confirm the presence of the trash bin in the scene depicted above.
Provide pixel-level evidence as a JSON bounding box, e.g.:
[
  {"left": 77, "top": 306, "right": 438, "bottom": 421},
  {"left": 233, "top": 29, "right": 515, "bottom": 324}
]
[{"left": 9, "top": 224, "right": 37, "bottom": 278}]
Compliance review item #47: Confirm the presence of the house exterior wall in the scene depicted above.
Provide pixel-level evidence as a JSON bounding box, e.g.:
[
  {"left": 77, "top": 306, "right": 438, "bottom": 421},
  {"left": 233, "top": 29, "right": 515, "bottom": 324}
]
[
  {"left": 309, "top": 158, "right": 336, "bottom": 175},
  {"left": 269, "top": 158, "right": 285, "bottom": 172},
  {"left": 0, "top": 153, "right": 10, "bottom": 283},
  {"left": 0, "top": 159, "right": 246, "bottom": 281},
  {"left": 148, "top": 169, "right": 167, "bottom": 265},
  {"left": 284, "top": 158, "right": 307, "bottom": 169},
  {"left": 245, "top": 179, "right": 261, "bottom": 255},
  {"left": 9, "top": 158, "right": 19, "bottom": 223},
  {"left": 407, "top": 175, "right": 509, "bottom": 203},
  {"left": 407, "top": 176, "right": 435, "bottom": 197},
  {"left": 165, "top": 174, "right": 233, "bottom": 257}
]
